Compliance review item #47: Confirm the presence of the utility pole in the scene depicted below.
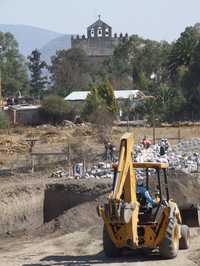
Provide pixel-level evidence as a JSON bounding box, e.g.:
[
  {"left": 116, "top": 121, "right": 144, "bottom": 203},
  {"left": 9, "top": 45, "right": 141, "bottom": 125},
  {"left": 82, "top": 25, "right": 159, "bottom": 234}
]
[{"left": 152, "top": 112, "right": 156, "bottom": 145}]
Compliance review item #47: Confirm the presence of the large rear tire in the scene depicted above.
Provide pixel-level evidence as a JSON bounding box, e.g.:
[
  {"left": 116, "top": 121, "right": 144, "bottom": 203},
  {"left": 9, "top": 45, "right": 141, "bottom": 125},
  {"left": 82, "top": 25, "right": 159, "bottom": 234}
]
[
  {"left": 179, "top": 225, "right": 190, "bottom": 249},
  {"left": 159, "top": 218, "right": 179, "bottom": 259},
  {"left": 103, "top": 224, "right": 122, "bottom": 258}
]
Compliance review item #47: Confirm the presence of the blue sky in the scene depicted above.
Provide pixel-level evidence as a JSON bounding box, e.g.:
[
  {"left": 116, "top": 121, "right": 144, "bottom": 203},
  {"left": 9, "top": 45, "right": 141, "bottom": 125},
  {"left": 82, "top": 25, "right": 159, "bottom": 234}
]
[{"left": 0, "top": 0, "right": 200, "bottom": 42}]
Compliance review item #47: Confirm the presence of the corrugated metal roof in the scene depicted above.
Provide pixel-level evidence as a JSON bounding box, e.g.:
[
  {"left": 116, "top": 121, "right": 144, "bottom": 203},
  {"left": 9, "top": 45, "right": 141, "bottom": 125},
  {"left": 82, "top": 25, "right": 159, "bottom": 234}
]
[
  {"left": 65, "top": 91, "right": 89, "bottom": 101},
  {"left": 114, "top": 90, "right": 144, "bottom": 99},
  {"left": 64, "top": 90, "right": 144, "bottom": 101},
  {"left": 9, "top": 105, "right": 41, "bottom": 111}
]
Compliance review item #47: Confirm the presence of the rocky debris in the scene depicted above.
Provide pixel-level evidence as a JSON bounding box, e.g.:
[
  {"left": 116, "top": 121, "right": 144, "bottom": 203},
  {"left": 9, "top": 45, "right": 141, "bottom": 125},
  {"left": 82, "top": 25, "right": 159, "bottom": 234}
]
[
  {"left": 49, "top": 138, "right": 200, "bottom": 180},
  {"left": 134, "top": 138, "right": 200, "bottom": 173},
  {"left": 49, "top": 167, "right": 69, "bottom": 178},
  {"left": 50, "top": 162, "right": 113, "bottom": 180},
  {"left": 81, "top": 162, "right": 113, "bottom": 179}
]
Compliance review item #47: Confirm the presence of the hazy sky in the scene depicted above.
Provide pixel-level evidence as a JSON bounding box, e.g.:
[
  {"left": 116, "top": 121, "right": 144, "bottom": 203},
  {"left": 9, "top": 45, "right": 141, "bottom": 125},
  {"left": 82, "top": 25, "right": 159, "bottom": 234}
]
[{"left": 0, "top": 0, "right": 200, "bottom": 42}]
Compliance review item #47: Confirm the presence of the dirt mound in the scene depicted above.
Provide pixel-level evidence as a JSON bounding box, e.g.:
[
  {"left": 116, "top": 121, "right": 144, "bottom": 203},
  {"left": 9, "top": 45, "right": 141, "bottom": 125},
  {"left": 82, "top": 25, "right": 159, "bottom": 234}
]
[
  {"left": 167, "top": 169, "right": 200, "bottom": 206},
  {"left": 46, "top": 201, "right": 103, "bottom": 236}
]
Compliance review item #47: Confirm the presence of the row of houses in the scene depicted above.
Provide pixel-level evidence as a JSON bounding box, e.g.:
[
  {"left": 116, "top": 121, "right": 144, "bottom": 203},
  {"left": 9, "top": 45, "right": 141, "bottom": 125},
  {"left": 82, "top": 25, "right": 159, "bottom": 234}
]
[{"left": 3, "top": 89, "right": 146, "bottom": 125}]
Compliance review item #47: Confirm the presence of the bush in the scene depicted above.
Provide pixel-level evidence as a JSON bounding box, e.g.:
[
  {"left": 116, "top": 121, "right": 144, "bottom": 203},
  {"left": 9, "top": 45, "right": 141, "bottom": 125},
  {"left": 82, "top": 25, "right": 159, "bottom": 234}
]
[
  {"left": 82, "top": 81, "right": 117, "bottom": 120},
  {"left": 41, "top": 95, "right": 69, "bottom": 125},
  {"left": 89, "top": 106, "right": 115, "bottom": 143},
  {"left": 0, "top": 112, "right": 10, "bottom": 129}
]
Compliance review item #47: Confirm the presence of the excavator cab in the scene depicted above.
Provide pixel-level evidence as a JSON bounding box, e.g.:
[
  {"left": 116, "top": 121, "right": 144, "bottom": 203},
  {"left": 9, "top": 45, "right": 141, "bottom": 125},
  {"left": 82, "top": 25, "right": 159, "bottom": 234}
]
[
  {"left": 133, "top": 163, "right": 170, "bottom": 226},
  {"left": 97, "top": 133, "right": 200, "bottom": 259}
]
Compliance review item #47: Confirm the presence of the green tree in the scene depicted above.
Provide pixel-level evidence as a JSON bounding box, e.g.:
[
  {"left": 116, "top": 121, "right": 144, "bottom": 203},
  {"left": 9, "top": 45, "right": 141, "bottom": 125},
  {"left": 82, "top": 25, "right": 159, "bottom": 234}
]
[
  {"left": 41, "top": 95, "right": 69, "bottom": 124},
  {"left": 0, "top": 32, "right": 29, "bottom": 96},
  {"left": 104, "top": 35, "right": 171, "bottom": 92},
  {"left": 180, "top": 41, "right": 200, "bottom": 120},
  {"left": 98, "top": 80, "right": 117, "bottom": 113},
  {"left": 27, "top": 49, "right": 47, "bottom": 98},
  {"left": 166, "top": 24, "right": 200, "bottom": 120},
  {"left": 50, "top": 48, "right": 91, "bottom": 96},
  {"left": 82, "top": 85, "right": 103, "bottom": 118},
  {"left": 82, "top": 81, "right": 117, "bottom": 120},
  {"left": 0, "top": 112, "right": 9, "bottom": 129},
  {"left": 168, "top": 25, "right": 200, "bottom": 80}
]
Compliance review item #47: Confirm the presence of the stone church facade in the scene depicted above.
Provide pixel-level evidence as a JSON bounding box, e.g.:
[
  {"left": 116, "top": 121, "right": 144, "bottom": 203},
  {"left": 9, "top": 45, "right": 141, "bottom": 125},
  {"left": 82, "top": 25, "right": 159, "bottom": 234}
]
[{"left": 71, "top": 16, "right": 128, "bottom": 60}]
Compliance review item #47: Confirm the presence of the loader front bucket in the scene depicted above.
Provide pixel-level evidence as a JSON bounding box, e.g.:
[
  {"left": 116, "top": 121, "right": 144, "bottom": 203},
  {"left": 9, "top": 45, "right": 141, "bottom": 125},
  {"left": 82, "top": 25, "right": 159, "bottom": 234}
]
[{"left": 180, "top": 204, "right": 200, "bottom": 227}]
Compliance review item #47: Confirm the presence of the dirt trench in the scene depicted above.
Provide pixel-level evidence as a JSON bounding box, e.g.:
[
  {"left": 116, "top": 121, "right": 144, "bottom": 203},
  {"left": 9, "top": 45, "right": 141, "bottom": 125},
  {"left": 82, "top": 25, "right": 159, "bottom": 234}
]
[
  {"left": 0, "top": 168, "right": 200, "bottom": 237},
  {"left": 0, "top": 179, "right": 112, "bottom": 237},
  {"left": 0, "top": 171, "right": 199, "bottom": 265}
]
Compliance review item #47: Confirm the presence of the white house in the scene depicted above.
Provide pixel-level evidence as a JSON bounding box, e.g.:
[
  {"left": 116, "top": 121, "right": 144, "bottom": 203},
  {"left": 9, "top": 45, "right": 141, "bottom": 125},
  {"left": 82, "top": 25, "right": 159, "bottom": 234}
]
[
  {"left": 65, "top": 89, "right": 146, "bottom": 120},
  {"left": 65, "top": 89, "right": 145, "bottom": 101}
]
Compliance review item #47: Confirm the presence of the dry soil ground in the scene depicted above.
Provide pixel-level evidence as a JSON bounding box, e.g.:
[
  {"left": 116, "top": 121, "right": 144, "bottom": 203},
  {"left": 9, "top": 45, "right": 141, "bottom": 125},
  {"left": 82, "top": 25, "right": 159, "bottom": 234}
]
[
  {"left": 0, "top": 125, "right": 200, "bottom": 266},
  {"left": 1, "top": 124, "right": 200, "bottom": 169},
  {"left": 0, "top": 172, "right": 199, "bottom": 266},
  {"left": 0, "top": 215, "right": 199, "bottom": 266}
]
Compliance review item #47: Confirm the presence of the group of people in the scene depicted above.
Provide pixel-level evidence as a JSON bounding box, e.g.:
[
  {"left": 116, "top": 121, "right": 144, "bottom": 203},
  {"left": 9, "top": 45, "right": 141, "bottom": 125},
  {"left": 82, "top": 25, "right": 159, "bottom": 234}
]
[{"left": 142, "top": 136, "right": 169, "bottom": 156}]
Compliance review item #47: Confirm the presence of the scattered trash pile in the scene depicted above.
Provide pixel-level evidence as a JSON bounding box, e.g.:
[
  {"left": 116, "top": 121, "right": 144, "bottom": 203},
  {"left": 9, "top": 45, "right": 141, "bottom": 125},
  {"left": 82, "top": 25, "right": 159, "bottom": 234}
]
[
  {"left": 49, "top": 162, "right": 113, "bottom": 180},
  {"left": 81, "top": 162, "right": 113, "bottom": 179},
  {"left": 134, "top": 138, "right": 200, "bottom": 173},
  {"left": 50, "top": 138, "right": 200, "bottom": 179}
]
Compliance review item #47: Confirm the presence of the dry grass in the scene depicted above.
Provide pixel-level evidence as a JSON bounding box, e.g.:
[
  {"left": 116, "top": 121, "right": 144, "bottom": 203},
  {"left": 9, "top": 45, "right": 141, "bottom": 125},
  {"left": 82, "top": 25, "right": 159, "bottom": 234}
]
[
  {"left": 0, "top": 124, "right": 200, "bottom": 168},
  {"left": 112, "top": 125, "right": 200, "bottom": 145}
]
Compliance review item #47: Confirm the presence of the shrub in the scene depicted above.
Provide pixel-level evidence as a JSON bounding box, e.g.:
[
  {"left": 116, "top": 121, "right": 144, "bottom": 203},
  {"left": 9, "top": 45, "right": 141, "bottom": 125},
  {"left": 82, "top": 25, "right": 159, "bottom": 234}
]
[
  {"left": 0, "top": 112, "right": 10, "bottom": 129},
  {"left": 41, "top": 95, "right": 69, "bottom": 125},
  {"left": 82, "top": 81, "right": 117, "bottom": 120},
  {"left": 0, "top": 111, "right": 10, "bottom": 129}
]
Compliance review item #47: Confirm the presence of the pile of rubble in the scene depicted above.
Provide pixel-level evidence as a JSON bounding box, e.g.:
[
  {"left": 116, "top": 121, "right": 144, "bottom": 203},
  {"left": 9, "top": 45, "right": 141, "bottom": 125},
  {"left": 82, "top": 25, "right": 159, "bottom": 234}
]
[
  {"left": 80, "top": 162, "right": 113, "bottom": 179},
  {"left": 134, "top": 138, "right": 200, "bottom": 173},
  {"left": 50, "top": 138, "right": 200, "bottom": 180},
  {"left": 50, "top": 162, "right": 113, "bottom": 180}
]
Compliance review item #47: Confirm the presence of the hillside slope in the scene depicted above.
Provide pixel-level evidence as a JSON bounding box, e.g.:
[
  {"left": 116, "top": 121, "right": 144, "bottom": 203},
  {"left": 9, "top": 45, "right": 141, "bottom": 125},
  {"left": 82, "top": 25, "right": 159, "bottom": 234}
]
[
  {"left": 0, "top": 24, "right": 64, "bottom": 56},
  {"left": 40, "top": 35, "right": 71, "bottom": 64}
]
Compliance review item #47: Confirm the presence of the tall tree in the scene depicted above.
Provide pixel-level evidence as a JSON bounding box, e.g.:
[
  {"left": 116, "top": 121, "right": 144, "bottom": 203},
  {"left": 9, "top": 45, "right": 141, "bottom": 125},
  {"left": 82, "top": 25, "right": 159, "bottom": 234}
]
[
  {"left": 50, "top": 48, "right": 91, "bottom": 96},
  {"left": 168, "top": 24, "right": 200, "bottom": 79},
  {"left": 27, "top": 49, "right": 47, "bottom": 98},
  {"left": 167, "top": 24, "right": 200, "bottom": 120},
  {"left": 82, "top": 80, "right": 117, "bottom": 119},
  {"left": 103, "top": 35, "right": 171, "bottom": 92},
  {"left": 0, "top": 32, "right": 28, "bottom": 96}
]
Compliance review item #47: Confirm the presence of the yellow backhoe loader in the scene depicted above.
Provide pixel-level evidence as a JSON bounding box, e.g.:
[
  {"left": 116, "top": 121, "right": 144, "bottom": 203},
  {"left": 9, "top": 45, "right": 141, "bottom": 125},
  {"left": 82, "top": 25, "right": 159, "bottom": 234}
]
[{"left": 97, "top": 133, "right": 200, "bottom": 259}]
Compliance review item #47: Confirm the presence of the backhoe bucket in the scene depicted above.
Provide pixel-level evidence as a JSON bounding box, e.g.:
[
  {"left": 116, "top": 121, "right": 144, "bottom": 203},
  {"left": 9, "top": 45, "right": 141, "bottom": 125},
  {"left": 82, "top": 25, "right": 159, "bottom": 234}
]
[{"left": 180, "top": 204, "right": 200, "bottom": 227}]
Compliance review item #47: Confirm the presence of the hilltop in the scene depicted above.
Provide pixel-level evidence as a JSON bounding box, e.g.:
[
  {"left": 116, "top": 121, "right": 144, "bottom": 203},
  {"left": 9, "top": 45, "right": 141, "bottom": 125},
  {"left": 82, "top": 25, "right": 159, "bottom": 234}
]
[{"left": 0, "top": 24, "right": 71, "bottom": 62}]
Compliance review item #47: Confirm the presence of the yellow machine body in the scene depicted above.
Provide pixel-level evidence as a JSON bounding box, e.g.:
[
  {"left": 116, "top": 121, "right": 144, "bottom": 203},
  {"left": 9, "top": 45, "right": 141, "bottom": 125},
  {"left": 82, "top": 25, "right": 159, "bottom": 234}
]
[{"left": 98, "top": 133, "right": 189, "bottom": 258}]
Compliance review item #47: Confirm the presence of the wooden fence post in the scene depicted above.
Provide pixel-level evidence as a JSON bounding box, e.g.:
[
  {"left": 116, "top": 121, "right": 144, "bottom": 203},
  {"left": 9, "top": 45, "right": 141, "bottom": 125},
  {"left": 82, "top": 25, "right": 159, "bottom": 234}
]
[{"left": 178, "top": 123, "right": 181, "bottom": 143}]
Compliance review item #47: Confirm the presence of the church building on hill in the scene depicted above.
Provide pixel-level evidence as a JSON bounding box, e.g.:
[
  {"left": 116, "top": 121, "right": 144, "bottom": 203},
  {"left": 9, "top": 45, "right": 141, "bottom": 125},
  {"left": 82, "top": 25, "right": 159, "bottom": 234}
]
[{"left": 71, "top": 16, "right": 128, "bottom": 61}]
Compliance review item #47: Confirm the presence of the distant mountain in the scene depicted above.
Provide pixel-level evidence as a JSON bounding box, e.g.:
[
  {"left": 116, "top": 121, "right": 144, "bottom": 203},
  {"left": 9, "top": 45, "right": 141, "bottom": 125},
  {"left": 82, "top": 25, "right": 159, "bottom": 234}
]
[
  {"left": 40, "top": 35, "right": 71, "bottom": 64},
  {"left": 0, "top": 24, "right": 71, "bottom": 62}
]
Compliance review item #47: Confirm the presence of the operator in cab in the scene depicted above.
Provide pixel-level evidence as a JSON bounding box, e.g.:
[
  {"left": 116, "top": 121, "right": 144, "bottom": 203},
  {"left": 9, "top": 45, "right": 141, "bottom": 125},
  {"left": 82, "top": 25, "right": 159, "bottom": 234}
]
[{"left": 136, "top": 171, "right": 159, "bottom": 207}]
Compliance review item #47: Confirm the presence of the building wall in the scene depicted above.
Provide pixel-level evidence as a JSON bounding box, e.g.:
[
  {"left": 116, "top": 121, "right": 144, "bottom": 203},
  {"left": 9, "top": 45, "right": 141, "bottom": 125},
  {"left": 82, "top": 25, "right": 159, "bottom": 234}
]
[
  {"left": 71, "top": 34, "right": 128, "bottom": 57},
  {"left": 7, "top": 108, "right": 42, "bottom": 125}
]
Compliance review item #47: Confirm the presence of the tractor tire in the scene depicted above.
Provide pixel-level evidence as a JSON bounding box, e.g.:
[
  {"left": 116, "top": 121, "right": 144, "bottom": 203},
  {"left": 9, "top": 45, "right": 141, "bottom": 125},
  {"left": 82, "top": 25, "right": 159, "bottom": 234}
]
[
  {"left": 159, "top": 218, "right": 179, "bottom": 259},
  {"left": 179, "top": 225, "right": 190, "bottom": 249},
  {"left": 103, "top": 224, "right": 122, "bottom": 258}
]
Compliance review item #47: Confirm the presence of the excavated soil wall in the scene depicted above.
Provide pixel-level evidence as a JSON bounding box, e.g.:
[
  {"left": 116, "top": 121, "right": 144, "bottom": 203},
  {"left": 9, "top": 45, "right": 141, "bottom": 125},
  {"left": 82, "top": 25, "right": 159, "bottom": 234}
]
[
  {"left": 0, "top": 179, "right": 111, "bottom": 236},
  {"left": 0, "top": 169, "right": 199, "bottom": 237},
  {"left": 0, "top": 184, "right": 45, "bottom": 235}
]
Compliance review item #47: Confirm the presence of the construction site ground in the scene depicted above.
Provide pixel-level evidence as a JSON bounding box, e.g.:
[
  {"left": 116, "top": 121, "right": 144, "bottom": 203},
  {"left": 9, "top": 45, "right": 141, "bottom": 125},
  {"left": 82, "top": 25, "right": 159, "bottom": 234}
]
[{"left": 0, "top": 124, "right": 200, "bottom": 266}]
